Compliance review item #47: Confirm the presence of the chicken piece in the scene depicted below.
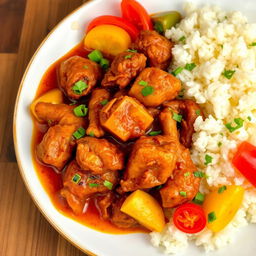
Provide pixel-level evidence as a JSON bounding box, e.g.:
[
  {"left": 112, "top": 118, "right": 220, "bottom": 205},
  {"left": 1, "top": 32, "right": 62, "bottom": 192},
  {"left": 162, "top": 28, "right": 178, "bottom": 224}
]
[
  {"left": 113, "top": 89, "right": 127, "bottom": 98},
  {"left": 100, "top": 96, "right": 153, "bottom": 141},
  {"left": 163, "top": 100, "right": 203, "bottom": 148},
  {"left": 96, "top": 192, "right": 114, "bottom": 219},
  {"left": 132, "top": 30, "right": 173, "bottom": 70},
  {"left": 61, "top": 160, "right": 119, "bottom": 214},
  {"left": 35, "top": 102, "right": 86, "bottom": 170},
  {"left": 120, "top": 135, "right": 179, "bottom": 192},
  {"left": 101, "top": 51, "right": 146, "bottom": 88},
  {"left": 76, "top": 137, "right": 124, "bottom": 174},
  {"left": 86, "top": 88, "right": 110, "bottom": 137},
  {"left": 58, "top": 56, "right": 101, "bottom": 100},
  {"left": 129, "top": 68, "right": 181, "bottom": 107}
]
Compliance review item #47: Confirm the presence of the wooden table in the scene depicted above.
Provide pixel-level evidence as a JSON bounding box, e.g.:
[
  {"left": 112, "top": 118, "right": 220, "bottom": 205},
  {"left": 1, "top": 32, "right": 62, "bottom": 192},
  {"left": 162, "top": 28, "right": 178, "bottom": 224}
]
[{"left": 0, "top": 1, "right": 89, "bottom": 255}]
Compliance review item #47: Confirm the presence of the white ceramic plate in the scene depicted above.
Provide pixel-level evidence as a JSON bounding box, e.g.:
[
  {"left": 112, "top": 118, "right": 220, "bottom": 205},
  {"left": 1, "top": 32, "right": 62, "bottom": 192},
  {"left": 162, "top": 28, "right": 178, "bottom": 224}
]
[{"left": 13, "top": 0, "right": 256, "bottom": 255}]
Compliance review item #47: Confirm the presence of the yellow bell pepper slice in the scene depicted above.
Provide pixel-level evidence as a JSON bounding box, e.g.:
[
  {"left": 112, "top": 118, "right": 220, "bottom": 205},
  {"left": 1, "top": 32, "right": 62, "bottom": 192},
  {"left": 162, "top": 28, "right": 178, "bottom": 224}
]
[
  {"left": 121, "top": 190, "right": 165, "bottom": 232},
  {"left": 203, "top": 185, "right": 244, "bottom": 232},
  {"left": 84, "top": 25, "right": 131, "bottom": 56},
  {"left": 30, "top": 88, "right": 63, "bottom": 121}
]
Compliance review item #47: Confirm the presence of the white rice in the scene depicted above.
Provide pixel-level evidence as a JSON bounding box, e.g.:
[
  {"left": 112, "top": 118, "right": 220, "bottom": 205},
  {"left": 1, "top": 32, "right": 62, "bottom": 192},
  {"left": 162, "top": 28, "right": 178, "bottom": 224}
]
[{"left": 150, "top": 2, "right": 256, "bottom": 253}]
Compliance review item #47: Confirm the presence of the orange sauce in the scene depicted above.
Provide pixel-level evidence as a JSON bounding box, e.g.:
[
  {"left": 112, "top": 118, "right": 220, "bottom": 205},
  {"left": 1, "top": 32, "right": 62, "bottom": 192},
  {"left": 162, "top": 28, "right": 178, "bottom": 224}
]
[{"left": 31, "top": 42, "right": 147, "bottom": 234}]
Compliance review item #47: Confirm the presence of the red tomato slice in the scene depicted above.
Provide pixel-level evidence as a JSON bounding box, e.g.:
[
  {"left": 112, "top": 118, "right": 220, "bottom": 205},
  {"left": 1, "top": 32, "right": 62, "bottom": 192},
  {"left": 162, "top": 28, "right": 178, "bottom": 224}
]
[
  {"left": 173, "top": 203, "right": 206, "bottom": 234},
  {"left": 232, "top": 141, "right": 256, "bottom": 187},
  {"left": 86, "top": 15, "right": 139, "bottom": 41},
  {"left": 121, "top": 0, "right": 153, "bottom": 31}
]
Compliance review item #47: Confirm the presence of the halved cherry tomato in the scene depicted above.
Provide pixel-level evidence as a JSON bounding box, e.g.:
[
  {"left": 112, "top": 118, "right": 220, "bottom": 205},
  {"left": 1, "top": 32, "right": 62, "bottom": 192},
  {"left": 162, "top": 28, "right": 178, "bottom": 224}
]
[
  {"left": 86, "top": 15, "right": 139, "bottom": 41},
  {"left": 233, "top": 141, "right": 256, "bottom": 187},
  {"left": 173, "top": 203, "right": 206, "bottom": 234},
  {"left": 121, "top": 0, "right": 153, "bottom": 31}
]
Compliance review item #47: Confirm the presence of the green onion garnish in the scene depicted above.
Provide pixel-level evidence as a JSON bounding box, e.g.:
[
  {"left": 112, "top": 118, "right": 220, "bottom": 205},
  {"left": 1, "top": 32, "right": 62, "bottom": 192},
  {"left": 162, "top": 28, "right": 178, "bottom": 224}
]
[
  {"left": 141, "top": 86, "right": 154, "bottom": 96},
  {"left": 89, "top": 131, "right": 94, "bottom": 137},
  {"left": 72, "top": 173, "right": 81, "bottom": 183},
  {"left": 179, "top": 36, "right": 186, "bottom": 42},
  {"left": 155, "top": 185, "right": 163, "bottom": 190},
  {"left": 73, "top": 104, "right": 88, "bottom": 117},
  {"left": 127, "top": 49, "right": 137, "bottom": 53},
  {"left": 222, "top": 69, "right": 235, "bottom": 79},
  {"left": 149, "top": 130, "right": 162, "bottom": 136},
  {"left": 195, "top": 109, "right": 201, "bottom": 115},
  {"left": 83, "top": 65, "right": 88, "bottom": 69},
  {"left": 171, "top": 67, "right": 184, "bottom": 76},
  {"left": 88, "top": 49, "right": 103, "bottom": 62},
  {"left": 204, "top": 154, "right": 213, "bottom": 165},
  {"left": 225, "top": 118, "right": 244, "bottom": 132},
  {"left": 89, "top": 183, "right": 99, "bottom": 188},
  {"left": 218, "top": 142, "right": 222, "bottom": 147},
  {"left": 184, "top": 172, "right": 191, "bottom": 177},
  {"left": 193, "top": 192, "right": 205, "bottom": 205},
  {"left": 247, "top": 116, "right": 252, "bottom": 121},
  {"left": 100, "top": 99, "right": 109, "bottom": 106},
  {"left": 138, "top": 80, "right": 148, "bottom": 86},
  {"left": 193, "top": 171, "right": 205, "bottom": 178},
  {"left": 103, "top": 180, "right": 113, "bottom": 190},
  {"left": 179, "top": 191, "right": 187, "bottom": 197},
  {"left": 185, "top": 63, "right": 196, "bottom": 71},
  {"left": 172, "top": 112, "right": 182, "bottom": 122},
  {"left": 154, "top": 21, "right": 164, "bottom": 33},
  {"left": 124, "top": 55, "right": 132, "bottom": 59},
  {"left": 100, "top": 58, "right": 109, "bottom": 69},
  {"left": 73, "top": 127, "right": 86, "bottom": 139},
  {"left": 249, "top": 42, "right": 256, "bottom": 46},
  {"left": 208, "top": 212, "right": 217, "bottom": 223},
  {"left": 72, "top": 80, "right": 88, "bottom": 95},
  {"left": 218, "top": 185, "right": 227, "bottom": 194}
]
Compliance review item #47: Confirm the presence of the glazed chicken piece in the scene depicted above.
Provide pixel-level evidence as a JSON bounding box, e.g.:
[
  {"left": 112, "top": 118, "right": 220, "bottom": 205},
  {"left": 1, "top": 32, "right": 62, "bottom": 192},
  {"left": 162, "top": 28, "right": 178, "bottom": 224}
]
[
  {"left": 101, "top": 51, "right": 147, "bottom": 89},
  {"left": 58, "top": 56, "right": 101, "bottom": 100},
  {"left": 129, "top": 67, "right": 181, "bottom": 107},
  {"left": 35, "top": 102, "right": 85, "bottom": 170},
  {"left": 76, "top": 137, "right": 124, "bottom": 174},
  {"left": 120, "top": 135, "right": 179, "bottom": 192},
  {"left": 86, "top": 88, "right": 110, "bottom": 137},
  {"left": 163, "top": 99, "right": 203, "bottom": 148},
  {"left": 132, "top": 30, "right": 173, "bottom": 70},
  {"left": 100, "top": 96, "right": 153, "bottom": 141},
  {"left": 61, "top": 160, "right": 119, "bottom": 214},
  {"left": 159, "top": 108, "right": 200, "bottom": 208}
]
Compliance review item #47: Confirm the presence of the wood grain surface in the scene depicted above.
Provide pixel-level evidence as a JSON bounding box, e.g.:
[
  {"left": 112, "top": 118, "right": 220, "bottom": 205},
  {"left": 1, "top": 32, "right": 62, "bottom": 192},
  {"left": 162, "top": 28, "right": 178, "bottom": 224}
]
[{"left": 0, "top": 0, "right": 89, "bottom": 255}]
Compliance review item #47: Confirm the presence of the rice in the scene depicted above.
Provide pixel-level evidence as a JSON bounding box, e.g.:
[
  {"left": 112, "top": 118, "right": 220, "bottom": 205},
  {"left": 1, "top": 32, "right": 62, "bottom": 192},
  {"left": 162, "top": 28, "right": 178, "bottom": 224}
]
[{"left": 150, "top": 2, "right": 256, "bottom": 253}]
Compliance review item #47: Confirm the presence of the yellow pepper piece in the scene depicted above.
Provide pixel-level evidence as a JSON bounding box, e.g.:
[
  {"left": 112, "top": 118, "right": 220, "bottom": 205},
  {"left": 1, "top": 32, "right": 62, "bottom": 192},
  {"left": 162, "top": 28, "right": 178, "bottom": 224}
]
[
  {"left": 121, "top": 190, "right": 165, "bottom": 232},
  {"left": 84, "top": 25, "right": 131, "bottom": 56},
  {"left": 203, "top": 185, "right": 244, "bottom": 232},
  {"left": 30, "top": 88, "right": 63, "bottom": 121}
]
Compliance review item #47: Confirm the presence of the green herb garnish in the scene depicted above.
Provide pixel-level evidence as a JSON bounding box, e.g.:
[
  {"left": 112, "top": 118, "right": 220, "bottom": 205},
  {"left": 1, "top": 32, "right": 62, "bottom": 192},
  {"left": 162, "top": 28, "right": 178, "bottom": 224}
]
[
  {"left": 218, "top": 142, "right": 222, "bottom": 147},
  {"left": 248, "top": 116, "right": 252, "bottom": 121},
  {"left": 179, "top": 36, "right": 186, "bottom": 42},
  {"left": 185, "top": 63, "right": 196, "bottom": 71},
  {"left": 100, "top": 99, "right": 109, "bottom": 106},
  {"left": 138, "top": 80, "right": 148, "bottom": 86},
  {"left": 73, "top": 104, "right": 88, "bottom": 117},
  {"left": 100, "top": 58, "right": 109, "bottom": 69},
  {"left": 193, "top": 192, "right": 205, "bottom": 205},
  {"left": 89, "top": 131, "right": 94, "bottom": 137},
  {"left": 72, "top": 173, "right": 81, "bottom": 184},
  {"left": 218, "top": 185, "right": 227, "bottom": 194},
  {"left": 141, "top": 86, "right": 154, "bottom": 96},
  {"left": 249, "top": 42, "right": 256, "bottom": 47},
  {"left": 83, "top": 65, "right": 88, "bottom": 69},
  {"left": 127, "top": 49, "right": 137, "bottom": 53},
  {"left": 124, "top": 55, "right": 132, "bottom": 59},
  {"left": 72, "top": 80, "right": 88, "bottom": 95},
  {"left": 88, "top": 49, "right": 103, "bottom": 62},
  {"left": 208, "top": 212, "right": 217, "bottom": 223},
  {"left": 73, "top": 127, "right": 86, "bottom": 139},
  {"left": 179, "top": 191, "right": 187, "bottom": 197},
  {"left": 204, "top": 154, "right": 213, "bottom": 165},
  {"left": 184, "top": 172, "right": 191, "bottom": 177},
  {"left": 149, "top": 130, "right": 162, "bottom": 136},
  {"left": 171, "top": 67, "right": 184, "bottom": 76},
  {"left": 222, "top": 69, "right": 235, "bottom": 79},
  {"left": 195, "top": 109, "right": 201, "bottom": 115},
  {"left": 172, "top": 112, "right": 182, "bottom": 122},
  {"left": 225, "top": 118, "right": 244, "bottom": 132},
  {"left": 103, "top": 180, "right": 113, "bottom": 190},
  {"left": 89, "top": 183, "right": 99, "bottom": 188},
  {"left": 154, "top": 21, "right": 164, "bottom": 33},
  {"left": 194, "top": 171, "right": 205, "bottom": 178}
]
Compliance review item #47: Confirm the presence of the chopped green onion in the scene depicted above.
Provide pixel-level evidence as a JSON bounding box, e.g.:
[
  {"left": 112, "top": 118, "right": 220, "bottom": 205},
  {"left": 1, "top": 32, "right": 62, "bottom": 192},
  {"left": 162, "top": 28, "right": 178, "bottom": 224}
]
[
  {"left": 178, "top": 88, "right": 185, "bottom": 98},
  {"left": 138, "top": 80, "right": 148, "bottom": 86},
  {"left": 179, "top": 36, "right": 186, "bottom": 42},
  {"left": 195, "top": 109, "right": 201, "bottom": 115},
  {"left": 184, "top": 172, "right": 191, "bottom": 177},
  {"left": 127, "top": 49, "right": 137, "bottom": 53},
  {"left": 141, "top": 86, "right": 154, "bottom": 96},
  {"left": 154, "top": 21, "right": 164, "bottom": 33},
  {"left": 89, "top": 183, "right": 99, "bottom": 188},
  {"left": 172, "top": 112, "right": 182, "bottom": 122},
  {"left": 220, "top": 44, "right": 223, "bottom": 49},
  {"left": 72, "top": 80, "right": 88, "bottom": 95},
  {"left": 83, "top": 65, "right": 88, "bottom": 69},
  {"left": 73, "top": 127, "right": 86, "bottom": 139},
  {"left": 171, "top": 67, "right": 184, "bottom": 76},
  {"left": 72, "top": 173, "right": 81, "bottom": 184},
  {"left": 89, "top": 131, "right": 94, "bottom": 137},
  {"left": 193, "top": 171, "right": 205, "bottom": 178},
  {"left": 88, "top": 49, "right": 103, "bottom": 62},
  {"left": 103, "top": 180, "right": 113, "bottom": 190},
  {"left": 124, "top": 55, "right": 132, "bottom": 59},
  {"left": 208, "top": 212, "right": 217, "bottom": 223},
  {"left": 218, "top": 142, "right": 222, "bottom": 147},
  {"left": 204, "top": 154, "right": 213, "bottom": 165},
  {"left": 218, "top": 185, "right": 227, "bottom": 194},
  {"left": 249, "top": 42, "right": 256, "bottom": 46},
  {"left": 185, "top": 63, "right": 196, "bottom": 71},
  {"left": 248, "top": 116, "right": 252, "bottom": 121},
  {"left": 222, "top": 69, "right": 235, "bottom": 79},
  {"left": 100, "top": 99, "right": 109, "bottom": 106},
  {"left": 73, "top": 104, "right": 88, "bottom": 117},
  {"left": 179, "top": 191, "right": 187, "bottom": 197},
  {"left": 225, "top": 118, "right": 244, "bottom": 132},
  {"left": 100, "top": 58, "right": 109, "bottom": 69},
  {"left": 155, "top": 185, "right": 163, "bottom": 190},
  {"left": 69, "top": 102, "right": 76, "bottom": 106},
  {"left": 149, "top": 130, "right": 162, "bottom": 136},
  {"left": 193, "top": 192, "right": 205, "bottom": 205}
]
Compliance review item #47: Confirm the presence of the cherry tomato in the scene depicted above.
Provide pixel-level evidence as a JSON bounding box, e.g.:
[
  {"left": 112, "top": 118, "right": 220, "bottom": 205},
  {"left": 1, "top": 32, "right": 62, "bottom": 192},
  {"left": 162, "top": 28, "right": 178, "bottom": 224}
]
[
  {"left": 173, "top": 203, "right": 206, "bottom": 234},
  {"left": 121, "top": 0, "right": 153, "bottom": 31},
  {"left": 232, "top": 141, "right": 256, "bottom": 187},
  {"left": 86, "top": 15, "right": 139, "bottom": 41}
]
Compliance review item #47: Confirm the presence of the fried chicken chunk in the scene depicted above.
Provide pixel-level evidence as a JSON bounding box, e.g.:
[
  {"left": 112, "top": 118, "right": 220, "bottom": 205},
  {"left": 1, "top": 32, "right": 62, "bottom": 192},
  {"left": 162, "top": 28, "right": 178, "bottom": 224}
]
[
  {"left": 58, "top": 56, "right": 101, "bottom": 100},
  {"left": 76, "top": 137, "right": 124, "bottom": 174},
  {"left": 132, "top": 30, "right": 173, "bottom": 70},
  {"left": 129, "top": 68, "right": 181, "bottom": 107},
  {"left": 163, "top": 99, "right": 203, "bottom": 148},
  {"left": 120, "top": 135, "right": 179, "bottom": 192},
  {"left": 86, "top": 88, "right": 110, "bottom": 138},
  {"left": 35, "top": 102, "right": 85, "bottom": 170},
  {"left": 61, "top": 160, "right": 119, "bottom": 214},
  {"left": 101, "top": 51, "right": 146, "bottom": 88}
]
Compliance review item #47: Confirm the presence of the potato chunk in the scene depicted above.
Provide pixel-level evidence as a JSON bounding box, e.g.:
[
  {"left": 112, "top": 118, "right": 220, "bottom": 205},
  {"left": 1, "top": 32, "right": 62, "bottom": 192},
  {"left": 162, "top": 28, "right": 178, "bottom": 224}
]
[{"left": 100, "top": 96, "right": 153, "bottom": 141}]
